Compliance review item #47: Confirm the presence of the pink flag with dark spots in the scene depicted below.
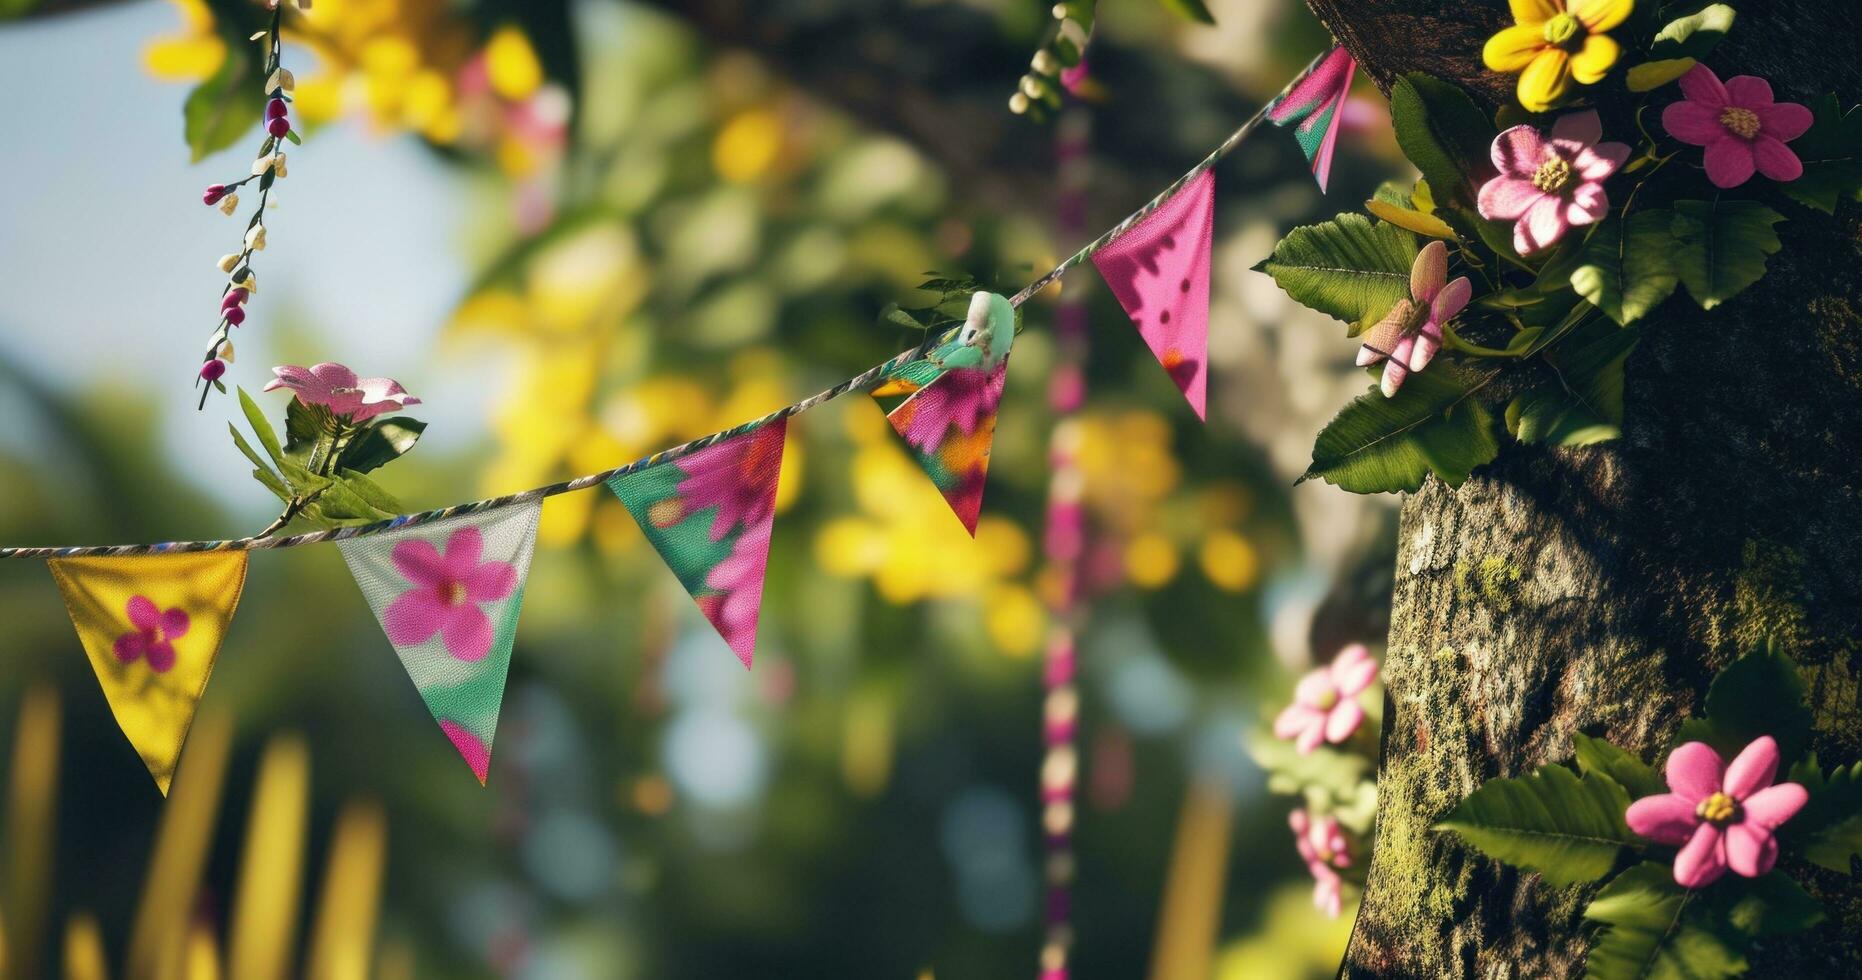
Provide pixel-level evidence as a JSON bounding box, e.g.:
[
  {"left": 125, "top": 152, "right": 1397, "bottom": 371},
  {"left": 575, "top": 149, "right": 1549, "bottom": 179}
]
[{"left": 1091, "top": 170, "right": 1214, "bottom": 420}]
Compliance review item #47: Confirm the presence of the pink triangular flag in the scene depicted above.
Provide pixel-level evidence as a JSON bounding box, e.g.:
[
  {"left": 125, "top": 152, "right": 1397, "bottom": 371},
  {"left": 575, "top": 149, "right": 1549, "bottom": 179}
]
[
  {"left": 1091, "top": 169, "right": 1213, "bottom": 420},
  {"left": 875, "top": 361, "right": 1008, "bottom": 537},
  {"left": 606, "top": 421, "right": 786, "bottom": 669},
  {"left": 1269, "top": 46, "right": 1357, "bottom": 192}
]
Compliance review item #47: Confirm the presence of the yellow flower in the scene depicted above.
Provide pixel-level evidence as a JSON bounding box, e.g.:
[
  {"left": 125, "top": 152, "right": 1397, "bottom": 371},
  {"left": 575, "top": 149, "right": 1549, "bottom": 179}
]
[{"left": 1483, "top": 0, "right": 1632, "bottom": 112}]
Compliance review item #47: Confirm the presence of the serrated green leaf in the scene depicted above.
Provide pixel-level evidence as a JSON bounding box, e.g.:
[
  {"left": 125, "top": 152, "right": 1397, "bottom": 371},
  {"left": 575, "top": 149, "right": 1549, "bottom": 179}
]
[
  {"left": 1650, "top": 4, "right": 1736, "bottom": 61},
  {"left": 1780, "top": 94, "right": 1862, "bottom": 214},
  {"left": 1583, "top": 863, "right": 1747, "bottom": 980},
  {"left": 1156, "top": 0, "right": 1215, "bottom": 24},
  {"left": 337, "top": 417, "right": 427, "bottom": 475},
  {"left": 236, "top": 387, "right": 284, "bottom": 466},
  {"left": 1302, "top": 364, "right": 1500, "bottom": 494},
  {"left": 1255, "top": 213, "right": 1419, "bottom": 332},
  {"left": 1571, "top": 211, "right": 1680, "bottom": 325},
  {"left": 1673, "top": 641, "right": 1811, "bottom": 765},
  {"left": 183, "top": 43, "right": 264, "bottom": 163},
  {"left": 1510, "top": 325, "right": 1640, "bottom": 446},
  {"left": 1574, "top": 734, "right": 1667, "bottom": 800},
  {"left": 1388, "top": 74, "right": 1496, "bottom": 213},
  {"left": 1670, "top": 199, "right": 1784, "bottom": 310},
  {"left": 1437, "top": 763, "right": 1635, "bottom": 886}
]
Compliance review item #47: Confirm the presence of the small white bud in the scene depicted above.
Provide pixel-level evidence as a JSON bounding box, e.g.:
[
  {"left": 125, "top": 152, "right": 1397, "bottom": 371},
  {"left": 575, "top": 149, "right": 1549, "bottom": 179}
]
[
  {"left": 217, "top": 252, "right": 241, "bottom": 273},
  {"left": 1009, "top": 92, "right": 1031, "bottom": 114},
  {"left": 1052, "top": 4, "right": 1069, "bottom": 18},
  {"left": 221, "top": 340, "right": 235, "bottom": 363},
  {"left": 1032, "top": 49, "right": 1058, "bottom": 75},
  {"left": 245, "top": 224, "right": 267, "bottom": 251},
  {"left": 1020, "top": 75, "right": 1044, "bottom": 99},
  {"left": 1058, "top": 17, "right": 1088, "bottom": 46},
  {"left": 219, "top": 192, "right": 240, "bottom": 215},
  {"left": 266, "top": 67, "right": 296, "bottom": 93}
]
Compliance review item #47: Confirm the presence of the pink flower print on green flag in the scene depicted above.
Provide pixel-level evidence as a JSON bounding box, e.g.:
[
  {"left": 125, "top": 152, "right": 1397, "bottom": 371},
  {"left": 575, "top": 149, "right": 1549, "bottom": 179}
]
[
  {"left": 1091, "top": 169, "right": 1213, "bottom": 420},
  {"left": 608, "top": 420, "right": 787, "bottom": 669},
  {"left": 336, "top": 500, "right": 541, "bottom": 785},
  {"left": 877, "top": 361, "right": 1008, "bottom": 536}
]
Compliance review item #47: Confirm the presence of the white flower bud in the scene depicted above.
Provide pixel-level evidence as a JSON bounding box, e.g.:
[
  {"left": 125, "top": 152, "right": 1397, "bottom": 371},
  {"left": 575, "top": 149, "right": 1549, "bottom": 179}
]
[
  {"left": 245, "top": 224, "right": 267, "bottom": 251},
  {"left": 1032, "top": 49, "right": 1058, "bottom": 75},
  {"left": 218, "top": 192, "right": 240, "bottom": 215},
  {"left": 217, "top": 252, "right": 241, "bottom": 273},
  {"left": 1051, "top": 4, "right": 1069, "bottom": 18},
  {"left": 1057, "top": 17, "right": 1088, "bottom": 46},
  {"left": 272, "top": 152, "right": 287, "bottom": 178},
  {"left": 1009, "top": 92, "right": 1031, "bottom": 114},
  {"left": 266, "top": 67, "right": 295, "bottom": 92},
  {"left": 233, "top": 271, "right": 257, "bottom": 294},
  {"left": 1020, "top": 75, "right": 1044, "bottom": 99}
]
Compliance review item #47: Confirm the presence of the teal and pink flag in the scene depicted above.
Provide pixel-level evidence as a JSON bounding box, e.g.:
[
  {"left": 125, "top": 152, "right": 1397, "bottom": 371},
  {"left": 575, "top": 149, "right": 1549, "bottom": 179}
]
[
  {"left": 1269, "top": 46, "right": 1356, "bottom": 192},
  {"left": 607, "top": 421, "right": 787, "bottom": 669}
]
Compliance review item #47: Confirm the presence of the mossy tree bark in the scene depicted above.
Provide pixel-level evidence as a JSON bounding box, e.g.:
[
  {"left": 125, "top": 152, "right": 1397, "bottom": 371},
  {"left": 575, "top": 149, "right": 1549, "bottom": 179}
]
[{"left": 1298, "top": 1, "right": 1862, "bottom": 976}]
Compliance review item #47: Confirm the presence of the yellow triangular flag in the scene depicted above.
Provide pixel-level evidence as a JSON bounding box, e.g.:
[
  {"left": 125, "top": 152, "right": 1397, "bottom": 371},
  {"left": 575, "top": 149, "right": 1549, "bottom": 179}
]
[{"left": 47, "top": 551, "right": 248, "bottom": 794}]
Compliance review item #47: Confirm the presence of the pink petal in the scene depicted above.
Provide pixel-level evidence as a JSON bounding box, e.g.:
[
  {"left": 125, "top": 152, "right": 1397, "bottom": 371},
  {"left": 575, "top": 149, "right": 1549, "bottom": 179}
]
[
  {"left": 1566, "top": 182, "right": 1611, "bottom": 227},
  {"left": 1330, "top": 647, "right": 1379, "bottom": 695},
  {"left": 465, "top": 559, "right": 517, "bottom": 603},
  {"left": 1295, "top": 720, "right": 1326, "bottom": 754},
  {"left": 1550, "top": 109, "right": 1603, "bottom": 147},
  {"left": 145, "top": 640, "right": 176, "bottom": 673},
  {"left": 441, "top": 604, "right": 494, "bottom": 663},
  {"left": 1478, "top": 177, "right": 1543, "bottom": 222},
  {"left": 1752, "top": 136, "right": 1804, "bottom": 182},
  {"left": 1724, "top": 822, "right": 1779, "bottom": 878},
  {"left": 308, "top": 362, "right": 360, "bottom": 389},
  {"left": 1574, "top": 141, "right": 1631, "bottom": 181},
  {"left": 1626, "top": 794, "right": 1702, "bottom": 845},
  {"left": 390, "top": 539, "right": 448, "bottom": 588},
  {"left": 1674, "top": 823, "right": 1728, "bottom": 888},
  {"left": 1288, "top": 808, "right": 1311, "bottom": 835},
  {"left": 383, "top": 588, "right": 449, "bottom": 647},
  {"left": 1662, "top": 102, "right": 1727, "bottom": 146},
  {"left": 1723, "top": 736, "right": 1780, "bottom": 799},
  {"left": 126, "top": 594, "right": 161, "bottom": 631},
  {"left": 1379, "top": 356, "right": 1410, "bottom": 397},
  {"left": 1313, "top": 875, "right": 1342, "bottom": 918},
  {"left": 1741, "top": 782, "right": 1809, "bottom": 828},
  {"left": 1432, "top": 276, "right": 1472, "bottom": 324},
  {"left": 113, "top": 631, "right": 147, "bottom": 663},
  {"left": 1517, "top": 195, "right": 1569, "bottom": 255},
  {"left": 1723, "top": 75, "right": 1773, "bottom": 108},
  {"left": 264, "top": 364, "right": 317, "bottom": 393},
  {"left": 1324, "top": 699, "right": 1365, "bottom": 743},
  {"left": 160, "top": 607, "right": 190, "bottom": 641},
  {"left": 1411, "top": 240, "right": 1448, "bottom": 305},
  {"left": 1357, "top": 304, "right": 1408, "bottom": 366},
  {"left": 1665, "top": 741, "right": 1726, "bottom": 801},
  {"left": 1758, "top": 102, "right": 1813, "bottom": 142},
  {"left": 1677, "top": 63, "right": 1728, "bottom": 108},
  {"left": 1491, "top": 124, "right": 1547, "bottom": 177},
  {"left": 1410, "top": 322, "right": 1442, "bottom": 372},
  {"left": 1274, "top": 704, "right": 1322, "bottom": 739},
  {"left": 1704, "top": 138, "right": 1758, "bottom": 188},
  {"left": 441, "top": 527, "right": 484, "bottom": 578},
  {"left": 1293, "top": 668, "right": 1336, "bottom": 707}
]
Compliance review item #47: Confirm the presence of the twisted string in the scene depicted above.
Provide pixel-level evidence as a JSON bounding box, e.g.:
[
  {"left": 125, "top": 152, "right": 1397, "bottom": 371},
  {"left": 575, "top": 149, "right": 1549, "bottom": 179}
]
[{"left": 0, "top": 49, "right": 1329, "bottom": 561}]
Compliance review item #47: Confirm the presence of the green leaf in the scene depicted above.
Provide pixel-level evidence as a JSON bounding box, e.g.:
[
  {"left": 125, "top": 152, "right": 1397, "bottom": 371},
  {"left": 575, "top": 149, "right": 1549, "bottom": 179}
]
[
  {"left": 1574, "top": 734, "right": 1667, "bottom": 800},
  {"left": 1674, "top": 640, "right": 1811, "bottom": 765},
  {"left": 314, "top": 481, "right": 394, "bottom": 523},
  {"left": 283, "top": 397, "right": 336, "bottom": 457},
  {"left": 1388, "top": 74, "right": 1497, "bottom": 213},
  {"left": 1255, "top": 213, "right": 1419, "bottom": 333},
  {"left": 183, "top": 43, "right": 264, "bottom": 163},
  {"left": 229, "top": 423, "right": 291, "bottom": 503},
  {"left": 1509, "top": 325, "right": 1640, "bottom": 446},
  {"left": 1584, "top": 863, "right": 1747, "bottom": 980},
  {"left": 1156, "top": 0, "right": 1215, "bottom": 24},
  {"left": 1571, "top": 211, "right": 1680, "bottom": 325},
  {"left": 335, "top": 469, "right": 406, "bottom": 516},
  {"left": 1302, "top": 364, "right": 1500, "bottom": 494},
  {"left": 1626, "top": 57, "right": 1698, "bottom": 93},
  {"left": 1780, "top": 94, "right": 1862, "bottom": 214},
  {"left": 277, "top": 459, "right": 332, "bottom": 497},
  {"left": 1784, "top": 759, "right": 1862, "bottom": 873},
  {"left": 1711, "top": 871, "right": 1826, "bottom": 937},
  {"left": 1669, "top": 199, "right": 1784, "bottom": 310},
  {"left": 1650, "top": 4, "right": 1737, "bottom": 61},
  {"left": 1436, "top": 763, "right": 1635, "bottom": 886},
  {"left": 336, "top": 417, "right": 427, "bottom": 475},
  {"left": 236, "top": 387, "right": 284, "bottom": 466}
]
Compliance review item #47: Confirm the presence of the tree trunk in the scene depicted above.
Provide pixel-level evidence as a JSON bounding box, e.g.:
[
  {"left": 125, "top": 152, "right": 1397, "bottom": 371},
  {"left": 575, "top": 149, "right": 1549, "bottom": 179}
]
[{"left": 1298, "top": 1, "right": 1862, "bottom": 976}]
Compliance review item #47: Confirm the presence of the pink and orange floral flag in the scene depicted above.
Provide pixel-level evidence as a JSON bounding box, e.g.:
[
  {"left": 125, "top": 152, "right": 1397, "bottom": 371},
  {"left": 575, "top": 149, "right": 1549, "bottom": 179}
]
[
  {"left": 336, "top": 501, "right": 542, "bottom": 784},
  {"left": 607, "top": 420, "right": 787, "bottom": 669},
  {"left": 875, "top": 362, "right": 1008, "bottom": 536},
  {"left": 1091, "top": 169, "right": 1214, "bottom": 420},
  {"left": 47, "top": 551, "right": 249, "bottom": 794}
]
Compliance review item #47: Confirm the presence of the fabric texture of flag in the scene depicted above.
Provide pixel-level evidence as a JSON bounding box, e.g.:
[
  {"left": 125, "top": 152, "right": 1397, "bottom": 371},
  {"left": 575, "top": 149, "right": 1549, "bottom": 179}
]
[
  {"left": 47, "top": 551, "right": 249, "bottom": 794},
  {"left": 1269, "top": 45, "right": 1356, "bottom": 192},
  {"left": 608, "top": 420, "right": 786, "bottom": 669},
  {"left": 337, "top": 502, "right": 541, "bottom": 784},
  {"left": 1092, "top": 168, "right": 1214, "bottom": 420},
  {"left": 878, "top": 361, "right": 1009, "bottom": 536}
]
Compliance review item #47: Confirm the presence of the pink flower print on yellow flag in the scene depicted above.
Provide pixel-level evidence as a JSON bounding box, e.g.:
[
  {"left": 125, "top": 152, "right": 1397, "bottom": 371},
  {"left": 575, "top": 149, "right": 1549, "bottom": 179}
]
[{"left": 113, "top": 595, "right": 191, "bottom": 673}]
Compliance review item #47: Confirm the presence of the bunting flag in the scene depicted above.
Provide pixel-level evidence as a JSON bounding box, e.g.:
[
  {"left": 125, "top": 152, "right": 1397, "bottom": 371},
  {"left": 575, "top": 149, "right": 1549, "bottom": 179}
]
[
  {"left": 608, "top": 420, "right": 786, "bottom": 669},
  {"left": 1092, "top": 169, "right": 1214, "bottom": 420},
  {"left": 336, "top": 502, "right": 541, "bottom": 784},
  {"left": 47, "top": 551, "right": 249, "bottom": 794},
  {"left": 1269, "top": 45, "right": 1356, "bottom": 192},
  {"left": 878, "top": 362, "right": 1009, "bottom": 536}
]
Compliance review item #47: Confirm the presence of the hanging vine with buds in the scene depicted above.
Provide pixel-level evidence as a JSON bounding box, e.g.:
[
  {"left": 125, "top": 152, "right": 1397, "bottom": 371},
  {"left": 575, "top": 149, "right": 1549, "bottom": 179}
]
[{"left": 194, "top": 0, "right": 306, "bottom": 410}]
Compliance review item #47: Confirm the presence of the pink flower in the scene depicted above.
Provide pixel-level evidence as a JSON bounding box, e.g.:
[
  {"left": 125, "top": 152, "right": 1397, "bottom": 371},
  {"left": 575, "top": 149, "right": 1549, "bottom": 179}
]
[
  {"left": 901, "top": 366, "right": 1005, "bottom": 454},
  {"left": 1357, "top": 240, "right": 1472, "bottom": 397},
  {"left": 263, "top": 362, "right": 421, "bottom": 423},
  {"left": 113, "top": 595, "right": 189, "bottom": 673},
  {"left": 382, "top": 527, "right": 517, "bottom": 662},
  {"left": 694, "top": 521, "right": 772, "bottom": 669},
  {"left": 1273, "top": 644, "right": 1379, "bottom": 754},
  {"left": 1290, "top": 808, "right": 1352, "bottom": 918},
  {"left": 1625, "top": 736, "right": 1808, "bottom": 889},
  {"left": 440, "top": 720, "right": 491, "bottom": 784},
  {"left": 1661, "top": 64, "right": 1813, "bottom": 189},
  {"left": 1477, "top": 110, "right": 1630, "bottom": 256},
  {"left": 674, "top": 423, "right": 785, "bottom": 542}
]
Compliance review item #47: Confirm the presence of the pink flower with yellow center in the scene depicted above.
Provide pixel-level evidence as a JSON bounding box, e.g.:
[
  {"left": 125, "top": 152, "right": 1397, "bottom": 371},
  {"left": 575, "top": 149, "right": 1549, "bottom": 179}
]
[
  {"left": 1477, "top": 109, "right": 1630, "bottom": 256},
  {"left": 1273, "top": 644, "right": 1379, "bottom": 754},
  {"left": 1661, "top": 64, "right": 1812, "bottom": 189},
  {"left": 1625, "top": 736, "right": 1808, "bottom": 888}
]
